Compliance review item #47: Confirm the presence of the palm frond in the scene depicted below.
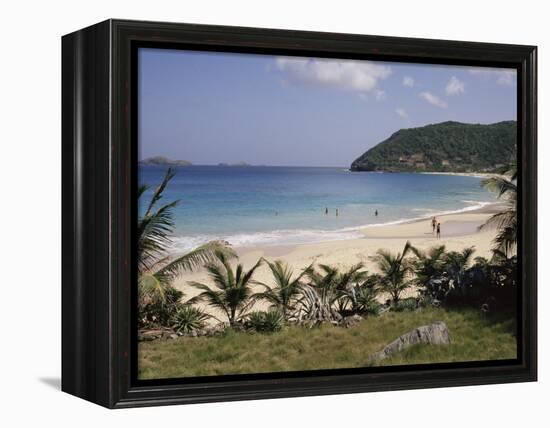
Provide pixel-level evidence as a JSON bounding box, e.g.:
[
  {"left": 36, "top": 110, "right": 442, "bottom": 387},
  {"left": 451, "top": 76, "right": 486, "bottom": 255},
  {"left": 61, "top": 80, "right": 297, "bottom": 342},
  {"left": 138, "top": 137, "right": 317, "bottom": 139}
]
[
  {"left": 370, "top": 241, "right": 414, "bottom": 303},
  {"left": 155, "top": 241, "right": 236, "bottom": 279},
  {"left": 493, "top": 224, "right": 517, "bottom": 257},
  {"left": 481, "top": 176, "right": 517, "bottom": 199},
  {"left": 479, "top": 208, "right": 516, "bottom": 231},
  {"left": 240, "top": 257, "right": 264, "bottom": 286},
  {"left": 137, "top": 200, "right": 179, "bottom": 272},
  {"left": 188, "top": 281, "right": 232, "bottom": 320},
  {"left": 204, "top": 262, "right": 232, "bottom": 290},
  {"left": 255, "top": 260, "right": 313, "bottom": 317},
  {"left": 137, "top": 184, "right": 150, "bottom": 199},
  {"left": 143, "top": 167, "right": 177, "bottom": 217},
  {"left": 479, "top": 168, "right": 517, "bottom": 256},
  {"left": 186, "top": 252, "right": 262, "bottom": 324},
  {"left": 138, "top": 273, "right": 167, "bottom": 304}
]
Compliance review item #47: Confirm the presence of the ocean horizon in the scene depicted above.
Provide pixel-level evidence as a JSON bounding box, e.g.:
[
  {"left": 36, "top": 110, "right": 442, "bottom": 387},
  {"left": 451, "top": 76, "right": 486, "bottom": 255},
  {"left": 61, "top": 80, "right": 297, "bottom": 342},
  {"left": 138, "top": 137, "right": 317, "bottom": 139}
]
[{"left": 139, "top": 165, "right": 497, "bottom": 252}]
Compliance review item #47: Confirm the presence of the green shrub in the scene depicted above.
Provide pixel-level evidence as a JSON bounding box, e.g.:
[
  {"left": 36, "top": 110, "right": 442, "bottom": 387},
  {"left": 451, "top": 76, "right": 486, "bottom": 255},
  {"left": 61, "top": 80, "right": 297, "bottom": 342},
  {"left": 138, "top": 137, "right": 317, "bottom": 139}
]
[
  {"left": 362, "top": 301, "right": 382, "bottom": 316},
  {"left": 139, "top": 285, "right": 184, "bottom": 328},
  {"left": 246, "top": 310, "right": 284, "bottom": 333},
  {"left": 171, "top": 306, "right": 210, "bottom": 334},
  {"left": 392, "top": 297, "right": 418, "bottom": 312}
]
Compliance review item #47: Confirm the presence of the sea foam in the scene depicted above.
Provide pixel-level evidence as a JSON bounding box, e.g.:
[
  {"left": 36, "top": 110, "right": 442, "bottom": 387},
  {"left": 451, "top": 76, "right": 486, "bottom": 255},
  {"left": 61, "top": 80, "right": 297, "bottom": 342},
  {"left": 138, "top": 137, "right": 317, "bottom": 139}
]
[{"left": 169, "top": 200, "right": 493, "bottom": 253}]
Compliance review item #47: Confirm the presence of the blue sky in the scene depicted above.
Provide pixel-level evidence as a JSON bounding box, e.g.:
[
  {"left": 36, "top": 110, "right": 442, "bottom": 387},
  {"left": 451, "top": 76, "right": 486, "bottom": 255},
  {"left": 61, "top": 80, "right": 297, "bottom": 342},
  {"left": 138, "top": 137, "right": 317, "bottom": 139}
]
[{"left": 138, "top": 48, "right": 517, "bottom": 167}]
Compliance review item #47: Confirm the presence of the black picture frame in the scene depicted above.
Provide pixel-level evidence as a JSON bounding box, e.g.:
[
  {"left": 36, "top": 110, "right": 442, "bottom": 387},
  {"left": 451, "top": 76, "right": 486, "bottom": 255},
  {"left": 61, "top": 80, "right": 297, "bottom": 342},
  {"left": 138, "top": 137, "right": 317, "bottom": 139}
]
[{"left": 62, "top": 19, "right": 537, "bottom": 409}]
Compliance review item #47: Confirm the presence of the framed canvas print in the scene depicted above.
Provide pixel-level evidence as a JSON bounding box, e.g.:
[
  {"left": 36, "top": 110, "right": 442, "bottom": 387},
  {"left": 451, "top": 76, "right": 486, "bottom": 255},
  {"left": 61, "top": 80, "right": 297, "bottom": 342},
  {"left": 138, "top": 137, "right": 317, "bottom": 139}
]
[{"left": 62, "top": 19, "right": 537, "bottom": 408}]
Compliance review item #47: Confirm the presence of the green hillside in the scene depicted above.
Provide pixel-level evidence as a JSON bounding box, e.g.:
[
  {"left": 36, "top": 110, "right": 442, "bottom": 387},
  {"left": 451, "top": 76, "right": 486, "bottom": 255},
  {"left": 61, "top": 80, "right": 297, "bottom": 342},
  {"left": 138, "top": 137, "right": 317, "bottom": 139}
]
[{"left": 350, "top": 121, "right": 516, "bottom": 173}]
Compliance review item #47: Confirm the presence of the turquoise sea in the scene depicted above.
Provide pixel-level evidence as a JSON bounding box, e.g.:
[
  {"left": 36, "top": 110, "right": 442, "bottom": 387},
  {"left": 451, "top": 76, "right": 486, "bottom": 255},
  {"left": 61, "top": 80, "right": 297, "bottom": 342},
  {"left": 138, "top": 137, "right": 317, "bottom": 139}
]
[{"left": 139, "top": 165, "right": 496, "bottom": 252}]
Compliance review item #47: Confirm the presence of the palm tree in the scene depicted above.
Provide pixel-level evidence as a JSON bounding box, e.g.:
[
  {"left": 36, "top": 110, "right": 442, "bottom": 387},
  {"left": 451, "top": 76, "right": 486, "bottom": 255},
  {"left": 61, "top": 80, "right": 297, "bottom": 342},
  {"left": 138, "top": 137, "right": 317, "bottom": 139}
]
[
  {"left": 411, "top": 244, "right": 447, "bottom": 289},
  {"left": 443, "top": 246, "right": 476, "bottom": 290},
  {"left": 188, "top": 251, "right": 263, "bottom": 326},
  {"left": 138, "top": 168, "right": 235, "bottom": 308},
  {"left": 370, "top": 241, "right": 414, "bottom": 304},
  {"left": 293, "top": 263, "right": 364, "bottom": 325},
  {"left": 254, "top": 260, "right": 312, "bottom": 319},
  {"left": 308, "top": 263, "right": 368, "bottom": 313},
  {"left": 338, "top": 275, "right": 380, "bottom": 315},
  {"left": 480, "top": 164, "right": 517, "bottom": 257},
  {"left": 332, "top": 263, "right": 370, "bottom": 314},
  {"left": 307, "top": 264, "right": 339, "bottom": 299}
]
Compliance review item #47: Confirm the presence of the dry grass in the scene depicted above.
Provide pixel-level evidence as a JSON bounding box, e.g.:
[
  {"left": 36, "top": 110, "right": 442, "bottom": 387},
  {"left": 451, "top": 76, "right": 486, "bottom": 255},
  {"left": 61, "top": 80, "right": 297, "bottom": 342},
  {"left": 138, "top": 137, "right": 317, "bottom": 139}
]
[{"left": 138, "top": 307, "right": 517, "bottom": 380}]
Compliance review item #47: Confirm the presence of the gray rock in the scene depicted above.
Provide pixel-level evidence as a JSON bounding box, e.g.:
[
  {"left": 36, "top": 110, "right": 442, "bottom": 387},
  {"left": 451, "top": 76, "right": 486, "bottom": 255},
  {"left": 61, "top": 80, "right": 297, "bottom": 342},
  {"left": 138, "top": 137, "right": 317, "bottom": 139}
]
[
  {"left": 369, "top": 321, "right": 451, "bottom": 362},
  {"left": 138, "top": 334, "right": 155, "bottom": 342},
  {"left": 138, "top": 328, "right": 177, "bottom": 341},
  {"left": 205, "top": 323, "right": 228, "bottom": 336},
  {"left": 378, "top": 305, "right": 391, "bottom": 314},
  {"left": 161, "top": 331, "right": 173, "bottom": 339},
  {"left": 342, "top": 314, "right": 364, "bottom": 328},
  {"left": 139, "top": 330, "right": 162, "bottom": 341}
]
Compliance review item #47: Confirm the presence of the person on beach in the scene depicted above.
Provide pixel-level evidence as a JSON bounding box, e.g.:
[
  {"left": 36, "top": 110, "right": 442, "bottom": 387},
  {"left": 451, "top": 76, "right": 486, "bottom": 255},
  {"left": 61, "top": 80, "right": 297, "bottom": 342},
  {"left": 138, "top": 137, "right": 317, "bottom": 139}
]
[
  {"left": 375, "top": 209, "right": 378, "bottom": 217},
  {"left": 436, "top": 222, "right": 441, "bottom": 239},
  {"left": 432, "top": 216, "right": 437, "bottom": 233},
  {"left": 325, "top": 207, "right": 328, "bottom": 215},
  {"left": 336, "top": 208, "right": 339, "bottom": 217}
]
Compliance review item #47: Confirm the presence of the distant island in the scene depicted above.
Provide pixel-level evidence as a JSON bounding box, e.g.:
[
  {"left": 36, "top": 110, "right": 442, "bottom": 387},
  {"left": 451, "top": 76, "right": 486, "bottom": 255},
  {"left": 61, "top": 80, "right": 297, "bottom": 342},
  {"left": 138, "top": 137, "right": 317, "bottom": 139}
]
[
  {"left": 217, "top": 161, "right": 251, "bottom": 167},
  {"left": 140, "top": 156, "right": 192, "bottom": 167},
  {"left": 350, "top": 121, "right": 516, "bottom": 173}
]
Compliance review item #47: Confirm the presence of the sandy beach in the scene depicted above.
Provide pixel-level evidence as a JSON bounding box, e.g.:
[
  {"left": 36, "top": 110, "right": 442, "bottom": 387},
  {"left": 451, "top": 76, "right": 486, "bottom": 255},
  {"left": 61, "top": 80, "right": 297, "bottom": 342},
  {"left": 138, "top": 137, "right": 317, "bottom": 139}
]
[{"left": 171, "top": 203, "right": 501, "bottom": 321}]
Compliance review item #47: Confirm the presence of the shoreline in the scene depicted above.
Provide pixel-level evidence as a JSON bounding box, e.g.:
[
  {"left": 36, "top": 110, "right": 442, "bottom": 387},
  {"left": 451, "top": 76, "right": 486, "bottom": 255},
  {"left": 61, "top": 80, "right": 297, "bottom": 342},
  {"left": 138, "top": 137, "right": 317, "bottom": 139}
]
[
  {"left": 169, "top": 200, "right": 502, "bottom": 254},
  {"left": 172, "top": 203, "right": 501, "bottom": 320},
  {"left": 418, "top": 171, "right": 506, "bottom": 179},
  {"left": 236, "top": 201, "right": 500, "bottom": 257}
]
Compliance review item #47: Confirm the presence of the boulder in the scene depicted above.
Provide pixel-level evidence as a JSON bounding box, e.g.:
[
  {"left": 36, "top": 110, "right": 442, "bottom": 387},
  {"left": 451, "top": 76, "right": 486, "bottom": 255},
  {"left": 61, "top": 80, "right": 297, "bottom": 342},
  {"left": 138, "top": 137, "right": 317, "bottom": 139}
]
[
  {"left": 378, "top": 305, "right": 391, "bottom": 314},
  {"left": 342, "top": 314, "right": 364, "bottom": 328},
  {"left": 204, "top": 323, "right": 227, "bottom": 336},
  {"left": 137, "top": 328, "right": 176, "bottom": 342},
  {"left": 137, "top": 333, "right": 156, "bottom": 342},
  {"left": 161, "top": 331, "right": 173, "bottom": 339},
  {"left": 369, "top": 321, "right": 451, "bottom": 362}
]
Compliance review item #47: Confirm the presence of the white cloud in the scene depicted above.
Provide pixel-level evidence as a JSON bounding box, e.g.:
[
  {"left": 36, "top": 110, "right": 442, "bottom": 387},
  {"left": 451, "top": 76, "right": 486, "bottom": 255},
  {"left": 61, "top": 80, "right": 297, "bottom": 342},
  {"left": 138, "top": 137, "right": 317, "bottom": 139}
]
[
  {"left": 275, "top": 57, "right": 391, "bottom": 93},
  {"left": 402, "top": 76, "right": 415, "bottom": 87},
  {"left": 419, "top": 91, "right": 448, "bottom": 108},
  {"left": 467, "top": 67, "right": 516, "bottom": 86},
  {"left": 359, "top": 90, "right": 386, "bottom": 102},
  {"left": 496, "top": 71, "right": 516, "bottom": 85},
  {"left": 375, "top": 90, "right": 386, "bottom": 101},
  {"left": 396, "top": 108, "right": 409, "bottom": 119},
  {"left": 445, "top": 76, "right": 465, "bottom": 95}
]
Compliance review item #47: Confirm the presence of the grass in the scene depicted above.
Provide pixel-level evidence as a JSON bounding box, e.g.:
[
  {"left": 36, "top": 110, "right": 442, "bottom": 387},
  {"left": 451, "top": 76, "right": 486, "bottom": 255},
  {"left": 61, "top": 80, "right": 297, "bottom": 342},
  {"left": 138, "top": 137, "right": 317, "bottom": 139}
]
[{"left": 138, "top": 307, "right": 517, "bottom": 379}]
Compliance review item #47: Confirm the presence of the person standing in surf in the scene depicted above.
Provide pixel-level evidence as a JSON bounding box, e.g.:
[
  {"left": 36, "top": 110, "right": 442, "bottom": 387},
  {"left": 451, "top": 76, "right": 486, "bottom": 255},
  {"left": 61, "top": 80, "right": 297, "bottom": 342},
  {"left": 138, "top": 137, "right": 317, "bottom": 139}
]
[{"left": 436, "top": 222, "right": 441, "bottom": 239}]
